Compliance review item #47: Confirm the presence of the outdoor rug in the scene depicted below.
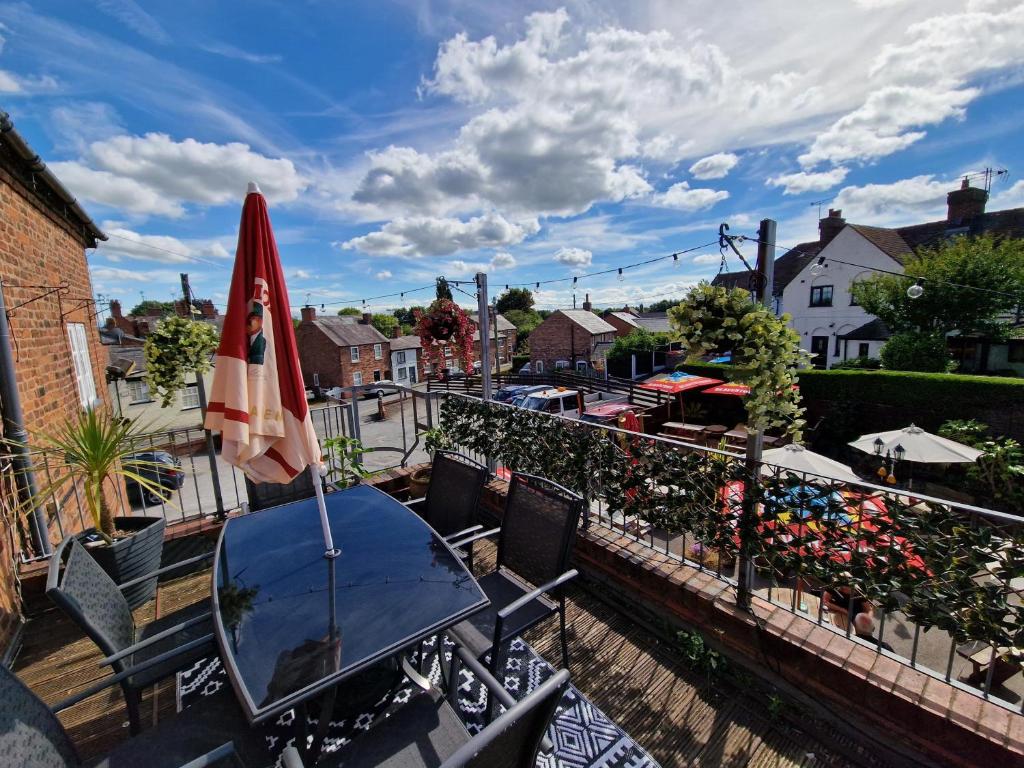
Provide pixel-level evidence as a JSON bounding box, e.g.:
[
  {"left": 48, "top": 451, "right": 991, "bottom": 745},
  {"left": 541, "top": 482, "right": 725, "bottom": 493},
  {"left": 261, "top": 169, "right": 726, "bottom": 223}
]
[{"left": 178, "top": 634, "right": 661, "bottom": 768}]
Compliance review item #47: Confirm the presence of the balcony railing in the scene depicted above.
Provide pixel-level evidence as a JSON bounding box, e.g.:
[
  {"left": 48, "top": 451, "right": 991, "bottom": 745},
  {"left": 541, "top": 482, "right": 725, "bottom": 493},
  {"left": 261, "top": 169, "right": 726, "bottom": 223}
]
[{"left": 437, "top": 392, "right": 1024, "bottom": 713}]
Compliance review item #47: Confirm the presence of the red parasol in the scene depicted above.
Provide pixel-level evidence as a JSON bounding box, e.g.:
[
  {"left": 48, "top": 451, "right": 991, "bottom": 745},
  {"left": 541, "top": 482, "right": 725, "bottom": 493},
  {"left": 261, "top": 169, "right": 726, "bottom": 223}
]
[{"left": 205, "top": 183, "right": 334, "bottom": 554}]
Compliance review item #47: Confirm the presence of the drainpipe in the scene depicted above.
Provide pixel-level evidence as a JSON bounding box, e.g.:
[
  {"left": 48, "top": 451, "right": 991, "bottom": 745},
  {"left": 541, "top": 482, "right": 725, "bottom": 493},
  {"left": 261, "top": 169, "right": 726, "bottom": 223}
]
[{"left": 0, "top": 281, "right": 51, "bottom": 555}]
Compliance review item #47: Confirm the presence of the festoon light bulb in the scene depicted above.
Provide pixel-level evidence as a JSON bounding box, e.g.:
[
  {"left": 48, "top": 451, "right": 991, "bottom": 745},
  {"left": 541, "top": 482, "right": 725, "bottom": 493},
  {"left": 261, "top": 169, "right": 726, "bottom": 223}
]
[{"left": 907, "top": 280, "right": 924, "bottom": 299}]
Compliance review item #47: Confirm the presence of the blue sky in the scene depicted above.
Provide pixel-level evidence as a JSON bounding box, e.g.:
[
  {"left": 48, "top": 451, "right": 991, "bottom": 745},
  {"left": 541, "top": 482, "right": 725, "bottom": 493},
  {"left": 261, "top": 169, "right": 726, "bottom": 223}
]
[{"left": 1, "top": 0, "right": 1022, "bottom": 314}]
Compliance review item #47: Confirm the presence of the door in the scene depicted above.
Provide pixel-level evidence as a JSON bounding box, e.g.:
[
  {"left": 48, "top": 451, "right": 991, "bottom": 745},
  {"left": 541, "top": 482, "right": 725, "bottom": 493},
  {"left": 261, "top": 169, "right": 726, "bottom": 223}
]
[
  {"left": 810, "top": 336, "right": 829, "bottom": 368},
  {"left": 408, "top": 366, "right": 417, "bottom": 384}
]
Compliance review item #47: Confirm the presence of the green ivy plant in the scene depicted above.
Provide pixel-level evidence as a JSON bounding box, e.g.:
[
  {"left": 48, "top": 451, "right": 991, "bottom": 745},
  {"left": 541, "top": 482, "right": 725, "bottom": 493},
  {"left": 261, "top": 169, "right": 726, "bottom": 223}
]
[
  {"left": 143, "top": 316, "right": 219, "bottom": 408},
  {"left": 322, "top": 435, "right": 372, "bottom": 488},
  {"left": 668, "top": 283, "right": 810, "bottom": 439}
]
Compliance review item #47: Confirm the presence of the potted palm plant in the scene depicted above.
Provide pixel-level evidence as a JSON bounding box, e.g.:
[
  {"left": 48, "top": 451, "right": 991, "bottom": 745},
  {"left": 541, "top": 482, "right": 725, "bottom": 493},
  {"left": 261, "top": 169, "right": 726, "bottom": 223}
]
[{"left": 17, "top": 409, "right": 173, "bottom": 607}]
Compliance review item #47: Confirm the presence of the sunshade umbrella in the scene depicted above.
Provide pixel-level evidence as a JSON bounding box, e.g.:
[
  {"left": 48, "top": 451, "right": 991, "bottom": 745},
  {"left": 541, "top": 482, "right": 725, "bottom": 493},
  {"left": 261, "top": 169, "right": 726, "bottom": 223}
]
[
  {"left": 702, "top": 382, "right": 751, "bottom": 396},
  {"left": 205, "top": 182, "right": 334, "bottom": 555},
  {"left": 760, "top": 443, "right": 861, "bottom": 484},
  {"left": 638, "top": 372, "right": 722, "bottom": 420},
  {"left": 849, "top": 424, "right": 983, "bottom": 464}
]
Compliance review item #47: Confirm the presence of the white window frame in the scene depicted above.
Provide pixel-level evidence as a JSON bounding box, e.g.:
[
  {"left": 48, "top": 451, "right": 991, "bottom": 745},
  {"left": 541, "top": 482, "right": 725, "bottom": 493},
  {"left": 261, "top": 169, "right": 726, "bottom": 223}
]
[
  {"left": 396, "top": 350, "right": 407, "bottom": 364},
  {"left": 397, "top": 366, "right": 408, "bottom": 381},
  {"left": 575, "top": 360, "right": 588, "bottom": 372},
  {"left": 535, "top": 360, "right": 544, "bottom": 373},
  {"left": 66, "top": 323, "right": 97, "bottom": 408},
  {"left": 127, "top": 379, "right": 150, "bottom": 403},
  {"left": 181, "top": 385, "right": 201, "bottom": 410},
  {"left": 352, "top": 371, "right": 363, "bottom": 386},
  {"left": 374, "top": 343, "right": 383, "bottom": 360},
  {"left": 350, "top": 346, "right": 360, "bottom": 362}
]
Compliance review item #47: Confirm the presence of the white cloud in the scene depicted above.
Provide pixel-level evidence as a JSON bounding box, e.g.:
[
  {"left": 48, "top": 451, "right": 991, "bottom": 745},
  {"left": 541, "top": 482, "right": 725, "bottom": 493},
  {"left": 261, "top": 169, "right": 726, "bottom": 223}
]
[
  {"left": 52, "top": 133, "right": 307, "bottom": 218},
  {"left": 653, "top": 181, "right": 729, "bottom": 211},
  {"left": 832, "top": 174, "right": 951, "bottom": 223},
  {"left": 342, "top": 212, "right": 539, "bottom": 257},
  {"left": 767, "top": 167, "right": 849, "bottom": 195},
  {"left": 991, "top": 179, "right": 1024, "bottom": 210},
  {"left": 553, "top": 247, "right": 592, "bottom": 268},
  {"left": 798, "top": 86, "right": 976, "bottom": 168},
  {"left": 689, "top": 152, "right": 738, "bottom": 180},
  {"left": 489, "top": 251, "right": 516, "bottom": 269},
  {"left": 200, "top": 43, "right": 282, "bottom": 64},
  {"left": 0, "top": 69, "right": 58, "bottom": 94},
  {"left": 291, "top": 269, "right": 312, "bottom": 280},
  {"left": 93, "top": 0, "right": 170, "bottom": 44},
  {"left": 374, "top": 269, "right": 393, "bottom": 280},
  {"left": 692, "top": 253, "right": 724, "bottom": 265}
]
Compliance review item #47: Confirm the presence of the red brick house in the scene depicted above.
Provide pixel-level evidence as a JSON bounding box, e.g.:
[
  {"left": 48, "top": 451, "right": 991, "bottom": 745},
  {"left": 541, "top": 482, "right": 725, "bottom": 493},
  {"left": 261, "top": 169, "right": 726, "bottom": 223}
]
[
  {"left": 604, "top": 309, "right": 640, "bottom": 338},
  {"left": 528, "top": 298, "right": 616, "bottom": 373},
  {"left": 296, "top": 307, "right": 391, "bottom": 392},
  {"left": 468, "top": 312, "right": 517, "bottom": 370},
  {"left": 0, "top": 111, "right": 107, "bottom": 653}
]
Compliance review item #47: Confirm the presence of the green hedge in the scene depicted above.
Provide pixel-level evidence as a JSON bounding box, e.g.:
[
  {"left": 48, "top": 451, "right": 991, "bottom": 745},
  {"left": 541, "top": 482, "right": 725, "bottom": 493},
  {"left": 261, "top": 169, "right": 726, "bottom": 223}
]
[
  {"left": 512, "top": 354, "right": 530, "bottom": 372},
  {"left": 676, "top": 362, "right": 1024, "bottom": 410}
]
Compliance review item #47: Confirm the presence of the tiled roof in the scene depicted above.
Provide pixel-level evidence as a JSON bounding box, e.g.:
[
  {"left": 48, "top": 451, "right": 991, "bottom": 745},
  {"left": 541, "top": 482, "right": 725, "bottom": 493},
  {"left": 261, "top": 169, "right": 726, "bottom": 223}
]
[
  {"left": 468, "top": 312, "right": 516, "bottom": 333},
  {"left": 312, "top": 318, "right": 389, "bottom": 347},
  {"left": 634, "top": 313, "right": 671, "bottom": 333},
  {"left": 848, "top": 225, "right": 914, "bottom": 263},
  {"left": 609, "top": 312, "right": 640, "bottom": 326},
  {"left": 838, "top": 318, "right": 891, "bottom": 341},
  {"left": 390, "top": 335, "right": 422, "bottom": 351},
  {"left": 557, "top": 309, "right": 617, "bottom": 335}
]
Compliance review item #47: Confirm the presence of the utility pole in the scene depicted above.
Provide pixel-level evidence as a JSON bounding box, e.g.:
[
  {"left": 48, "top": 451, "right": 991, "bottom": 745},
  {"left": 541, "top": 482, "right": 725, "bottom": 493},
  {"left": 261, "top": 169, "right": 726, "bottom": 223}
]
[
  {"left": 491, "top": 300, "right": 501, "bottom": 389},
  {"left": 180, "top": 273, "right": 225, "bottom": 518},
  {"left": 475, "top": 272, "right": 493, "bottom": 402},
  {"left": 737, "top": 218, "right": 776, "bottom": 610}
]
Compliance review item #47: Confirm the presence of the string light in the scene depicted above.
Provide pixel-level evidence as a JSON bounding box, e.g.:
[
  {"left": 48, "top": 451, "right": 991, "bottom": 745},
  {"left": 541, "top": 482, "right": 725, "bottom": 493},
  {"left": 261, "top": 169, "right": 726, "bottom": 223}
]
[
  {"left": 617, "top": 268, "right": 624, "bottom": 282},
  {"left": 809, "top": 256, "right": 826, "bottom": 276},
  {"left": 907, "top": 279, "right": 924, "bottom": 299},
  {"left": 673, "top": 254, "right": 680, "bottom": 269}
]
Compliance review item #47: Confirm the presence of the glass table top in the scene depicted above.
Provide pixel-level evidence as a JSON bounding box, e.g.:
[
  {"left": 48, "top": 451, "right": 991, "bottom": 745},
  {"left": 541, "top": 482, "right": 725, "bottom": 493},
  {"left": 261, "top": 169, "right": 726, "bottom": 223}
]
[{"left": 212, "top": 484, "right": 488, "bottom": 722}]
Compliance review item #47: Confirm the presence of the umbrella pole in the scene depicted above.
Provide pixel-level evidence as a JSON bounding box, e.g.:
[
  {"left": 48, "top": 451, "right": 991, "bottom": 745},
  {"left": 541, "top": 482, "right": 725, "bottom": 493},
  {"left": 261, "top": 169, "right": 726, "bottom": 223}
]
[{"left": 313, "top": 465, "right": 340, "bottom": 558}]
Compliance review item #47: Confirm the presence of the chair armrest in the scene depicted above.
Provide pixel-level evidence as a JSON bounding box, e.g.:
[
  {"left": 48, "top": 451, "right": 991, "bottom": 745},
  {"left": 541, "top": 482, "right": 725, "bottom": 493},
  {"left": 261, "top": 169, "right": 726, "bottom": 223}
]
[
  {"left": 448, "top": 527, "right": 501, "bottom": 550},
  {"left": 100, "top": 611, "right": 212, "bottom": 667},
  {"left": 117, "top": 551, "right": 215, "bottom": 592},
  {"left": 177, "top": 742, "right": 239, "bottom": 768},
  {"left": 52, "top": 634, "right": 215, "bottom": 712},
  {"left": 497, "top": 570, "right": 579, "bottom": 621},
  {"left": 453, "top": 643, "right": 516, "bottom": 710},
  {"left": 403, "top": 496, "right": 427, "bottom": 507},
  {"left": 444, "top": 524, "right": 483, "bottom": 543},
  {"left": 281, "top": 746, "right": 306, "bottom": 768}
]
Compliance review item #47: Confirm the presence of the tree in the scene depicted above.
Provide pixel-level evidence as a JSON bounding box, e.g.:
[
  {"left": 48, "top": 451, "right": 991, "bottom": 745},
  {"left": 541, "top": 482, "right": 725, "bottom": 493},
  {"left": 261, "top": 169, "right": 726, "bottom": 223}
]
[
  {"left": 851, "top": 235, "right": 1024, "bottom": 338},
  {"left": 606, "top": 328, "right": 669, "bottom": 363},
  {"left": 879, "top": 332, "right": 951, "bottom": 372},
  {"left": 645, "top": 298, "right": 684, "bottom": 313},
  {"left": 435, "top": 277, "right": 453, "bottom": 301},
  {"left": 129, "top": 299, "right": 175, "bottom": 317},
  {"left": 337, "top": 307, "right": 361, "bottom": 316},
  {"left": 495, "top": 287, "right": 534, "bottom": 313},
  {"left": 392, "top": 306, "right": 423, "bottom": 327},
  {"left": 370, "top": 313, "right": 398, "bottom": 337},
  {"left": 502, "top": 309, "right": 543, "bottom": 349}
]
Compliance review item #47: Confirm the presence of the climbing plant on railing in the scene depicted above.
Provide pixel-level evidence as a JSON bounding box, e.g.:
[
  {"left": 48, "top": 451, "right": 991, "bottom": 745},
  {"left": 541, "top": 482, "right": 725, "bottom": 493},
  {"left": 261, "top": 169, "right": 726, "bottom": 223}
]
[{"left": 668, "top": 283, "right": 810, "bottom": 439}]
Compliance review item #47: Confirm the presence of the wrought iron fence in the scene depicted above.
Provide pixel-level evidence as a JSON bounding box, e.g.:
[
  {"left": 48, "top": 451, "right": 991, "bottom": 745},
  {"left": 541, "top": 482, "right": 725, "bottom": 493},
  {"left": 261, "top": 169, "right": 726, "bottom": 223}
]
[{"left": 437, "top": 392, "right": 1024, "bottom": 712}]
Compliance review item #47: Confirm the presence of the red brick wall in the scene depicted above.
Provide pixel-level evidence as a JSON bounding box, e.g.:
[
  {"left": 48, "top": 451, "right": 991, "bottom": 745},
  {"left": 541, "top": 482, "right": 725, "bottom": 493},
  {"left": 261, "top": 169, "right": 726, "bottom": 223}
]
[
  {"left": 0, "top": 164, "right": 110, "bottom": 651},
  {"left": 604, "top": 314, "right": 637, "bottom": 338},
  {"left": 296, "top": 321, "right": 390, "bottom": 391},
  {"left": 529, "top": 313, "right": 612, "bottom": 371}
]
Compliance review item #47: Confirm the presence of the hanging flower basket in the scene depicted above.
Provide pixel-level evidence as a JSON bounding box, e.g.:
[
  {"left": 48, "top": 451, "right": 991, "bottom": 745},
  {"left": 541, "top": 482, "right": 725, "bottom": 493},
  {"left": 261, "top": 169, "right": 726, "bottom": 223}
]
[{"left": 416, "top": 299, "right": 475, "bottom": 375}]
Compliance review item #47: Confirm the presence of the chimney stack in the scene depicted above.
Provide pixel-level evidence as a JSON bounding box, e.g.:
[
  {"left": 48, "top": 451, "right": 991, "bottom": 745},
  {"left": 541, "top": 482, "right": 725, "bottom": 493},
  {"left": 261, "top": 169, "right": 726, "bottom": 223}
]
[
  {"left": 582, "top": 293, "right": 592, "bottom": 312},
  {"left": 818, "top": 209, "right": 845, "bottom": 247},
  {"left": 391, "top": 325, "right": 402, "bottom": 339},
  {"left": 300, "top": 305, "right": 317, "bottom": 323},
  {"left": 110, "top": 299, "right": 123, "bottom": 319},
  {"left": 360, "top": 312, "right": 372, "bottom": 325},
  {"left": 947, "top": 178, "right": 988, "bottom": 228}
]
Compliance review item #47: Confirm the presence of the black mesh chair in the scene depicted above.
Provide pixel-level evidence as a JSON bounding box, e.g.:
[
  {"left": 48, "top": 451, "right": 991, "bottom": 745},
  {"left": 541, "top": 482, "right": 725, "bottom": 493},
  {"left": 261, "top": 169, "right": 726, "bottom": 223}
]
[
  {"left": 46, "top": 536, "right": 215, "bottom": 735},
  {"left": 245, "top": 470, "right": 322, "bottom": 513},
  {"left": 0, "top": 662, "right": 255, "bottom": 767},
  {"left": 447, "top": 473, "right": 582, "bottom": 683},
  {"left": 286, "top": 644, "right": 570, "bottom": 768},
  {"left": 405, "top": 451, "right": 488, "bottom": 565}
]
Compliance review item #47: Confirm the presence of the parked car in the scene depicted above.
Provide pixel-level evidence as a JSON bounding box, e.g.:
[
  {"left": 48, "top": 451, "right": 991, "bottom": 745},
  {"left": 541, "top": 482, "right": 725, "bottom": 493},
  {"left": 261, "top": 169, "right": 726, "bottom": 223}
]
[
  {"left": 494, "top": 384, "right": 547, "bottom": 403},
  {"left": 366, "top": 379, "right": 396, "bottom": 399},
  {"left": 123, "top": 451, "right": 185, "bottom": 506},
  {"left": 518, "top": 387, "right": 582, "bottom": 416},
  {"left": 440, "top": 368, "right": 466, "bottom": 382},
  {"left": 519, "top": 363, "right": 533, "bottom": 375},
  {"left": 305, "top": 388, "right": 315, "bottom": 401},
  {"left": 580, "top": 402, "right": 642, "bottom": 425}
]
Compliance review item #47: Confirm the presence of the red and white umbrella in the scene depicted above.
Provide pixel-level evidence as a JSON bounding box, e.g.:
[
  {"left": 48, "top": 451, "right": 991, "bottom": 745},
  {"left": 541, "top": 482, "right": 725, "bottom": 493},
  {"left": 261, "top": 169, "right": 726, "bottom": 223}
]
[{"left": 205, "top": 182, "right": 335, "bottom": 555}]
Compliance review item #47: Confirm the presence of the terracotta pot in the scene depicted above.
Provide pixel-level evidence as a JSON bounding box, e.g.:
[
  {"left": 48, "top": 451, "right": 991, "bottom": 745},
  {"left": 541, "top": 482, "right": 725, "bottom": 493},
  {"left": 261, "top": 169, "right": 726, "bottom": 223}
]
[
  {"left": 408, "top": 467, "right": 431, "bottom": 498},
  {"left": 80, "top": 516, "right": 165, "bottom": 608}
]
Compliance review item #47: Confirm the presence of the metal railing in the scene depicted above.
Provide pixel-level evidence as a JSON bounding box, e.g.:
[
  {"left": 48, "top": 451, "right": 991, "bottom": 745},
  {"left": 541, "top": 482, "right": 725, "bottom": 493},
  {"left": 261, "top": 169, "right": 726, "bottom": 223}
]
[{"left": 437, "top": 392, "right": 1024, "bottom": 713}]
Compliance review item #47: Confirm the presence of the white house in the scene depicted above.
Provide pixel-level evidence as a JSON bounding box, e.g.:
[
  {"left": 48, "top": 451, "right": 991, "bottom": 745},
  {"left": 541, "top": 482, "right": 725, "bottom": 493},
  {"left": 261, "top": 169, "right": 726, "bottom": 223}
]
[
  {"left": 389, "top": 335, "right": 422, "bottom": 384},
  {"left": 106, "top": 345, "right": 216, "bottom": 431}
]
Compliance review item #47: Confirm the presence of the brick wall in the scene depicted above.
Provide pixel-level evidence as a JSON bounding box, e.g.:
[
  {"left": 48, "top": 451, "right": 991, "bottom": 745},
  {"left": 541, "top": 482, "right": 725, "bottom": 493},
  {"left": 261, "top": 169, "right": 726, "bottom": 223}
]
[
  {"left": 296, "top": 321, "right": 390, "bottom": 391},
  {"left": 0, "top": 164, "right": 110, "bottom": 652},
  {"left": 604, "top": 314, "right": 637, "bottom": 338},
  {"left": 529, "top": 313, "right": 611, "bottom": 371}
]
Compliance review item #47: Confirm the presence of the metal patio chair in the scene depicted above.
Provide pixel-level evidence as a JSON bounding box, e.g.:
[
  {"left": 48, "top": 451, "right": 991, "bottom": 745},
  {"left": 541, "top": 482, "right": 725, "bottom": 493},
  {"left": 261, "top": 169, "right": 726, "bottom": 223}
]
[
  {"left": 405, "top": 450, "right": 489, "bottom": 566},
  {"left": 0, "top": 661, "right": 258, "bottom": 768},
  {"left": 46, "top": 536, "right": 215, "bottom": 735},
  {"left": 245, "top": 470, "right": 322, "bottom": 512},
  {"left": 446, "top": 472, "right": 582, "bottom": 694},
  {"left": 284, "top": 645, "right": 569, "bottom": 768}
]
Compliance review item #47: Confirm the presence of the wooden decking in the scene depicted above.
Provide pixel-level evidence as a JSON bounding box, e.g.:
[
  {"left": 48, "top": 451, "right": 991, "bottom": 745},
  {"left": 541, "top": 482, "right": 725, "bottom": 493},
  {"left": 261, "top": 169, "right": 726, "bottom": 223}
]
[{"left": 14, "top": 540, "right": 899, "bottom": 767}]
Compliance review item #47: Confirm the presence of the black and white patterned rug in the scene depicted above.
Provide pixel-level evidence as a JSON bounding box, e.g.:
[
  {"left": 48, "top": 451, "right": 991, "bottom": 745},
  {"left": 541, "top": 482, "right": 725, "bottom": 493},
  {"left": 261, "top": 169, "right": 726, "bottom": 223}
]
[{"left": 178, "top": 635, "right": 660, "bottom": 768}]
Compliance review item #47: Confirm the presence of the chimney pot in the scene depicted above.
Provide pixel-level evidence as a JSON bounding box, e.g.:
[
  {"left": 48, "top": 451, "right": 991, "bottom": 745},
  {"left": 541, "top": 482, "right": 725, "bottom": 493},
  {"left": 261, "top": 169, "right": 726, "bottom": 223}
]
[
  {"left": 361, "top": 312, "right": 372, "bottom": 325},
  {"left": 110, "top": 300, "right": 123, "bottom": 318},
  {"left": 391, "top": 325, "right": 401, "bottom": 339},
  {"left": 818, "top": 208, "right": 846, "bottom": 247},
  {"left": 947, "top": 182, "right": 988, "bottom": 228},
  {"left": 582, "top": 293, "right": 592, "bottom": 312},
  {"left": 300, "top": 305, "right": 316, "bottom": 323}
]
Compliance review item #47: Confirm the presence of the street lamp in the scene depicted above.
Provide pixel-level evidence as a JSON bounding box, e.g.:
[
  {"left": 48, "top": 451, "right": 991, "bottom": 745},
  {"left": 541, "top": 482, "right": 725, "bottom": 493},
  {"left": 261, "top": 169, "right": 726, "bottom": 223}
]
[
  {"left": 873, "top": 437, "right": 884, "bottom": 456},
  {"left": 893, "top": 443, "right": 906, "bottom": 463}
]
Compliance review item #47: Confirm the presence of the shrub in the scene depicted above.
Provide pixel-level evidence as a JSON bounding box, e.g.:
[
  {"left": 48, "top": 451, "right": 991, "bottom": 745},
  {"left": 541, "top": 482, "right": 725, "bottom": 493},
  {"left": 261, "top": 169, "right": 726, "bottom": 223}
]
[
  {"left": 512, "top": 354, "right": 531, "bottom": 372},
  {"left": 939, "top": 420, "right": 1024, "bottom": 513},
  {"left": 880, "top": 332, "right": 952, "bottom": 372},
  {"left": 832, "top": 356, "right": 882, "bottom": 370}
]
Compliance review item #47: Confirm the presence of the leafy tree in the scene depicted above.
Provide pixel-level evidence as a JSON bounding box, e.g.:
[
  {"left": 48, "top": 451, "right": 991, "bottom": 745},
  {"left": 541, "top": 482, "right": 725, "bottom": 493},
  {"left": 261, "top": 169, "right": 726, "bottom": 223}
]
[
  {"left": 879, "top": 332, "right": 952, "bottom": 372},
  {"left": 143, "top": 317, "right": 219, "bottom": 407},
  {"left": 392, "top": 306, "right": 424, "bottom": 327},
  {"left": 502, "top": 308, "right": 543, "bottom": 349},
  {"left": 495, "top": 287, "right": 534, "bottom": 313},
  {"left": 370, "top": 313, "right": 399, "bottom": 337},
  {"left": 607, "top": 328, "right": 670, "bottom": 363},
  {"left": 938, "top": 420, "right": 1024, "bottom": 513},
  {"left": 436, "top": 277, "right": 453, "bottom": 301},
  {"left": 644, "top": 298, "right": 684, "bottom": 313},
  {"left": 337, "top": 307, "right": 361, "bottom": 316},
  {"left": 129, "top": 299, "right": 175, "bottom": 317},
  {"left": 851, "top": 235, "right": 1024, "bottom": 338}
]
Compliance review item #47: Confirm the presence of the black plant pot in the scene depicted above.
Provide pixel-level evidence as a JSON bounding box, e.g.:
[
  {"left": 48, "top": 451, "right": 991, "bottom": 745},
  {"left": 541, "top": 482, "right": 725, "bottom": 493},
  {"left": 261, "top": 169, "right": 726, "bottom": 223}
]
[{"left": 80, "top": 516, "right": 166, "bottom": 608}]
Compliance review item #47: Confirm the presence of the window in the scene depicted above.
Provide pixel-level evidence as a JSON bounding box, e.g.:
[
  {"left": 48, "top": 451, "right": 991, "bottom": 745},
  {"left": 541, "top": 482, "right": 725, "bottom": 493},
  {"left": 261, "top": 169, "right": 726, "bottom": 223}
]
[
  {"left": 809, "top": 285, "right": 833, "bottom": 307},
  {"left": 534, "top": 360, "right": 544, "bottom": 373},
  {"left": 444, "top": 346, "right": 452, "bottom": 358},
  {"left": 181, "top": 385, "right": 200, "bottom": 410},
  {"left": 858, "top": 342, "right": 870, "bottom": 358},
  {"left": 396, "top": 350, "right": 407, "bottom": 364},
  {"left": 576, "top": 360, "right": 588, "bottom": 372},
  {"left": 352, "top": 371, "right": 363, "bottom": 386},
  {"left": 374, "top": 343, "right": 382, "bottom": 360},
  {"left": 810, "top": 336, "right": 829, "bottom": 368},
  {"left": 373, "top": 369, "right": 381, "bottom": 382},
  {"left": 350, "top": 346, "right": 360, "bottom": 362},
  {"left": 127, "top": 379, "right": 150, "bottom": 403},
  {"left": 397, "top": 366, "right": 408, "bottom": 380},
  {"left": 66, "top": 323, "right": 97, "bottom": 408}
]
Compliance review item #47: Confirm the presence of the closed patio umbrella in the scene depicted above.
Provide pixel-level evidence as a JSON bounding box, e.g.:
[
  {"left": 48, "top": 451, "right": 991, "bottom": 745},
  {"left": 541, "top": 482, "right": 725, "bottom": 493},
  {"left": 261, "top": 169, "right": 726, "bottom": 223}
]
[
  {"left": 849, "top": 424, "right": 983, "bottom": 464},
  {"left": 761, "top": 443, "right": 861, "bottom": 484},
  {"left": 205, "top": 182, "right": 335, "bottom": 556}
]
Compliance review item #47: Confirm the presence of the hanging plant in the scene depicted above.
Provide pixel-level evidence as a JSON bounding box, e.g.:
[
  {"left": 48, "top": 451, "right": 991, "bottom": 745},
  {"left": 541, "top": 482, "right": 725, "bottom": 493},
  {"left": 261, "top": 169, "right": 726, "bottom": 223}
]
[
  {"left": 668, "top": 283, "right": 810, "bottom": 439},
  {"left": 143, "top": 316, "right": 219, "bottom": 407},
  {"left": 415, "top": 298, "right": 475, "bottom": 374}
]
